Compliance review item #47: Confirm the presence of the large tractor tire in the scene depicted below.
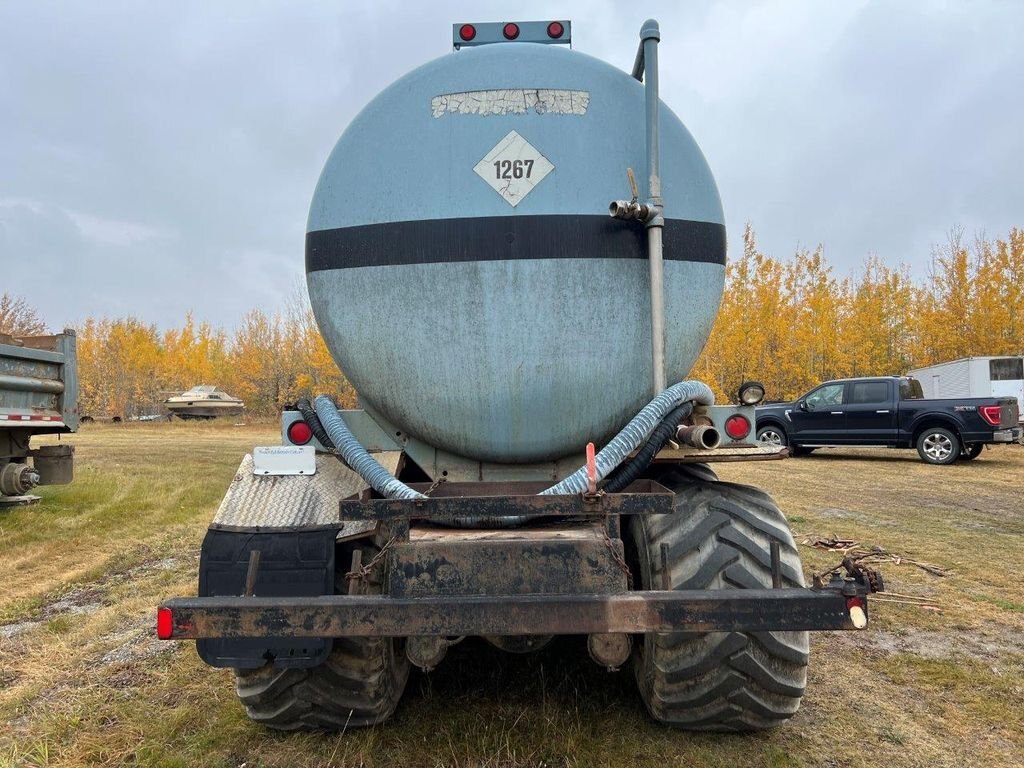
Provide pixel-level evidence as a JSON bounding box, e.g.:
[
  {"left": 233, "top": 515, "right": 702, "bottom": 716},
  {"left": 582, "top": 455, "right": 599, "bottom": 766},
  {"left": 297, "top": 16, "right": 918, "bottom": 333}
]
[
  {"left": 629, "top": 468, "right": 809, "bottom": 730},
  {"left": 233, "top": 539, "right": 410, "bottom": 730}
]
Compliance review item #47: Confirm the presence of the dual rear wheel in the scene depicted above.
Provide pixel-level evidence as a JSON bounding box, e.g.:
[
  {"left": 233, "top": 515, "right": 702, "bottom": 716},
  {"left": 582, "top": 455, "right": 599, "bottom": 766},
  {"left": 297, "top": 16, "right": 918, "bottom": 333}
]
[{"left": 232, "top": 470, "right": 807, "bottom": 732}]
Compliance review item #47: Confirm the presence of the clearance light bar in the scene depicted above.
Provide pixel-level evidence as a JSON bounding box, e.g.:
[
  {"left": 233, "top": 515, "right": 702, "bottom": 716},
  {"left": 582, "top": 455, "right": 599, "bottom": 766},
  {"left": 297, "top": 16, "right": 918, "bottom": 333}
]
[{"left": 453, "top": 20, "right": 571, "bottom": 49}]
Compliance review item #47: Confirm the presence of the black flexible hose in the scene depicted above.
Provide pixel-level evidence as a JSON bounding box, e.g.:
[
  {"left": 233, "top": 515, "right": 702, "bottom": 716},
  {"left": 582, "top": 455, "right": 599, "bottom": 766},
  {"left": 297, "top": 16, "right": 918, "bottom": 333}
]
[
  {"left": 601, "top": 401, "right": 694, "bottom": 493},
  {"left": 295, "top": 397, "right": 336, "bottom": 449}
]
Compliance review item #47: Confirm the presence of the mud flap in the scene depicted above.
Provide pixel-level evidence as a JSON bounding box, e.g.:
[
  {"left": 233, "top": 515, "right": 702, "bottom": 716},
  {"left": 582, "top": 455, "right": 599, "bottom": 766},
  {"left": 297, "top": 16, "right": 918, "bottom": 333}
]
[{"left": 197, "top": 527, "right": 336, "bottom": 669}]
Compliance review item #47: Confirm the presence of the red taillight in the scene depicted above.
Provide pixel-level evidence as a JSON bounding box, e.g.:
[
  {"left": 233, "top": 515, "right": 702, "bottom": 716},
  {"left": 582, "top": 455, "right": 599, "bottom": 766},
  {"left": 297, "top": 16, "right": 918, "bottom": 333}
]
[
  {"left": 503, "top": 22, "right": 520, "bottom": 40},
  {"left": 459, "top": 24, "right": 476, "bottom": 42},
  {"left": 288, "top": 420, "right": 313, "bottom": 445},
  {"left": 724, "top": 414, "right": 751, "bottom": 440},
  {"left": 547, "top": 21, "right": 565, "bottom": 39},
  {"left": 978, "top": 405, "right": 1002, "bottom": 426},
  {"left": 156, "top": 607, "right": 173, "bottom": 640}
]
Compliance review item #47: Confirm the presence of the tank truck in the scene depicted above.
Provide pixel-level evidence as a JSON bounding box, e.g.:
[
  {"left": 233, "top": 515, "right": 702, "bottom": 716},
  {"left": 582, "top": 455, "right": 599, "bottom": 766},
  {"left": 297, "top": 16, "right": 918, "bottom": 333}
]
[
  {"left": 0, "top": 330, "right": 77, "bottom": 505},
  {"left": 158, "top": 19, "right": 881, "bottom": 731}
]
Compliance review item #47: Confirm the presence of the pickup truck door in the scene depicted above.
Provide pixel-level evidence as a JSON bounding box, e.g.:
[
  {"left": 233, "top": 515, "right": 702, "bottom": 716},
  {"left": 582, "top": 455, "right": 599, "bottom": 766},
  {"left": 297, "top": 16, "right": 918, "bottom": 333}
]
[
  {"left": 789, "top": 382, "right": 847, "bottom": 443},
  {"left": 844, "top": 380, "right": 898, "bottom": 443}
]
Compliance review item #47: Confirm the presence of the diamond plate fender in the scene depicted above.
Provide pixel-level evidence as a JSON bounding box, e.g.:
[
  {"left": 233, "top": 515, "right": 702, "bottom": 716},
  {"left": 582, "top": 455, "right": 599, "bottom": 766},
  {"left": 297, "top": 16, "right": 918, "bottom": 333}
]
[{"left": 211, "top": 451, "right": 402, "bottom": 534}]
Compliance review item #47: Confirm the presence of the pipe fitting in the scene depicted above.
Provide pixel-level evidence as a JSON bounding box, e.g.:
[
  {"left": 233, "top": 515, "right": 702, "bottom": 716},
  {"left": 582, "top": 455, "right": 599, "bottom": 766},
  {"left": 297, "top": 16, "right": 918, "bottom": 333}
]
[
  {"left": 676, "top": 424, "right": 722, "bottom": 450},
  {"left": 608, "top": 200, "right": 652, "bottom": 221}
]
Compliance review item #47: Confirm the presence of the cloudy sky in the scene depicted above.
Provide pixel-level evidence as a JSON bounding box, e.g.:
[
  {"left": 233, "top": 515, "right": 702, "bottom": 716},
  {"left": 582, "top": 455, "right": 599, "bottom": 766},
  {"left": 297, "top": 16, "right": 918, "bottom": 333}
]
[{"left": 2, "top": 1, "right": 1022, "bottom": 331}]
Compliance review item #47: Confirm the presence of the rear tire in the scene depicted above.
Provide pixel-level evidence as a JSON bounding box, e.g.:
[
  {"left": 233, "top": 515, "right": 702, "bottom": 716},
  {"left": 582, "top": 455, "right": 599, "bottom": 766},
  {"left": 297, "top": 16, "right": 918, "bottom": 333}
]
[
  {"left": 629, "top": 469, "right": 809, "bottom": 730},
  {"left": 916, "top": 427, "right": 960, "bottom": 465},
  {"left": 960, "top": 443, "right": 984, "bottom": 461},
  {"left": 233, "top": 540, "right": 410, "bottom": 730}
]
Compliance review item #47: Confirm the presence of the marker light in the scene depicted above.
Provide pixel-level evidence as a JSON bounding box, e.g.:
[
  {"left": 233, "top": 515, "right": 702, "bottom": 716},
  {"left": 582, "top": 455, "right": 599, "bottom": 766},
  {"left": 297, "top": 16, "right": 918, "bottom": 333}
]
[
  {"left": 724, "top": 414, "right": 752, "bottom": 440},
  {"left": 287, "top": 419, "right": 313, "bottom": 445},
  {"left": 547, "top": 21, "right": 565, "bottom": 39},
  {"left": 156, "top": 607, "right": 173, "bottom": 640},
  {"left": 459, "top": 24, "right": 476, "bottom": 42},
  {"left": 503, "top": 22, "right": 520, "bottom": 40}
]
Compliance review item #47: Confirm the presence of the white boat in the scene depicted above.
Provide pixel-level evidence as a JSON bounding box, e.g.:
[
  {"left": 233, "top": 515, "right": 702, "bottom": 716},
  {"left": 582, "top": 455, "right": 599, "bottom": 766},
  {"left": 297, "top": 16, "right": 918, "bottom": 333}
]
[{"left": 164, "top": 386, "right": 245, "bottom": 419}]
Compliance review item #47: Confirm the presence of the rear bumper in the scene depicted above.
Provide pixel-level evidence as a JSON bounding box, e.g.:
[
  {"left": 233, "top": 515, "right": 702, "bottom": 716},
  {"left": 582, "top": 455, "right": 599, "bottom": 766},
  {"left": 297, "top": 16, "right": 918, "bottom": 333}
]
[
  {"left": 992, "top": 427, "right": 1023, "bottom": 443},
  {"left": 158, "top": 587, "right": 866, "bottom": 641}
]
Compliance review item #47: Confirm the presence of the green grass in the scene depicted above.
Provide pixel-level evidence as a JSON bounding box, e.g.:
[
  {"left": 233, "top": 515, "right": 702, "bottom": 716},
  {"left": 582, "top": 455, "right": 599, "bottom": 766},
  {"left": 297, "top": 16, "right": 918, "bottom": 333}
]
[{"left": 2, "top": 427, "right": 1024, "bottom": 767}]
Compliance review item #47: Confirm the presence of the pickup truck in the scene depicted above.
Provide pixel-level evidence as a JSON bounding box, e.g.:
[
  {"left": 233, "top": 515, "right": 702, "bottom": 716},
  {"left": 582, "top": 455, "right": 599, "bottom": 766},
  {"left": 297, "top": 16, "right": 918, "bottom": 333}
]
[
  {"left": 755, "top": 376, "right": 1022, "bottom": 465},
  {"left": 1, "top": 330, "right": 78, "bottom": 504}
]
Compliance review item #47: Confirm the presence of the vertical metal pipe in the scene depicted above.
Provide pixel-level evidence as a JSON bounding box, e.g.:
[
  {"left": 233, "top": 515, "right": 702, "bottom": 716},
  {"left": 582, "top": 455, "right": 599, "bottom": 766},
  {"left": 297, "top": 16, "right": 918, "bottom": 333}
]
[{"left": 640, "top": 19, "right": 666, "bottom": 395}]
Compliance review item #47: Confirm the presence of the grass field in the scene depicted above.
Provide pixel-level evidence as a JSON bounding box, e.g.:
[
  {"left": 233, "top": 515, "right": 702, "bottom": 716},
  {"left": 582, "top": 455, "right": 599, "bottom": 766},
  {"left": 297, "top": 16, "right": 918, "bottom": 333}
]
[{"left": 1, "top": 423, "right": 1023, "bottom": 767}]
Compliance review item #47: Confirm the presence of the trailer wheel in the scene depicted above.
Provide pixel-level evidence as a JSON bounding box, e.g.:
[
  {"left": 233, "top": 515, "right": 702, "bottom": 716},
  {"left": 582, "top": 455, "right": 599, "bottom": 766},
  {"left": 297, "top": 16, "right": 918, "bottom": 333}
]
[
  {"left": 233, "top": 540, "right": 410, "bottom": 730},
  {"left": 916, "top": 427, "right": 960, "bottom": 465},
  {"left": 628, "top": 469, "right": 809, "bottom": 730}
]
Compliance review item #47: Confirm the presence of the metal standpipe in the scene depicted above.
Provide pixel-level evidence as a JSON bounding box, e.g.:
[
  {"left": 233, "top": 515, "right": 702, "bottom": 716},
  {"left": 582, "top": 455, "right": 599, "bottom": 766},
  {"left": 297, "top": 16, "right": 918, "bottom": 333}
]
[{"left": 631, "top": 20, "right": 666, "bottom": 396}]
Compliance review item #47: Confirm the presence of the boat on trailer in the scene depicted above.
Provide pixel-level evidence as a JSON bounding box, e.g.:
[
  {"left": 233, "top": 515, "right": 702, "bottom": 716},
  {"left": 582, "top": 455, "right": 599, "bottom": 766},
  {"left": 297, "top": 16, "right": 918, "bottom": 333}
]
[{"left": 164, "top": 386, "right": 244, "bottom": 420}]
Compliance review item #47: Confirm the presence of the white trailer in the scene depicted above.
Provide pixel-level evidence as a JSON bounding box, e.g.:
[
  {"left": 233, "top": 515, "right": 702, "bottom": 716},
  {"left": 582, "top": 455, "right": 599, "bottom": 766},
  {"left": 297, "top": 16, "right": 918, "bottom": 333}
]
[{"left": 909, "top": 356, "right": 1024, "bottom": 422}]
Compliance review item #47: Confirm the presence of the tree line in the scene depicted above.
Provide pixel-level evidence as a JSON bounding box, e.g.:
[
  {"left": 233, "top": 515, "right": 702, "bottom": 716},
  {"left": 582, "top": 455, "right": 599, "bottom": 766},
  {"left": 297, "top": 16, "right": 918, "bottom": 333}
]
[
  {"left": 692, "top": 225, "right": 1023, "bottom": 402},
  {"left": 3, "top": 225, "right": 1021, "bottom": 418}
]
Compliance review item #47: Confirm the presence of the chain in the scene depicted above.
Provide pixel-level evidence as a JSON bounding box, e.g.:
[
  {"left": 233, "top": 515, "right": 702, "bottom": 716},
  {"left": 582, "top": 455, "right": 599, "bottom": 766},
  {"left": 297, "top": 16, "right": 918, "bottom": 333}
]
[
  {"left": 344, "top": 535, "right": 397, "bottom": 583},
  {"left": 424, "top": 475, "right": 446, "bottom": 496},
  {"left": 603, "top": 529, "right": 634, "bottom": 590}
]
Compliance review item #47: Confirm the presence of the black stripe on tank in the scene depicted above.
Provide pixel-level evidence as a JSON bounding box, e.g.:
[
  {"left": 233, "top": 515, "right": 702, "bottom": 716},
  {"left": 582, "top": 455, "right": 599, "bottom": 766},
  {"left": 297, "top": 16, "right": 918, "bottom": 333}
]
[{"left": 305, "top": 214, "right": 726, "bottom": 271}]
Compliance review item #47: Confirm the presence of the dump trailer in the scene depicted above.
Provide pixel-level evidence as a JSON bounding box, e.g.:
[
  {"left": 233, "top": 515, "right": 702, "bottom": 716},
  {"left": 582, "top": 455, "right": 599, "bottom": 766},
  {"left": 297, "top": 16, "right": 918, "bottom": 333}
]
[
  {"left": 158, "top": 19, "right": 881, "bottom": 731},
  {"left": 0, "top": 330, "right": 78, "bottom": 506}
]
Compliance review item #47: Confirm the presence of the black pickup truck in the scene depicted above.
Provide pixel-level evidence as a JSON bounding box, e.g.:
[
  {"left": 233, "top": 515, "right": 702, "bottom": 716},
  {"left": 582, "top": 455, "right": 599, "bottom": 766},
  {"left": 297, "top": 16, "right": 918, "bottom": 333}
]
[{"left": 755, "top": 376, "right": 1022, "bottom": 465}]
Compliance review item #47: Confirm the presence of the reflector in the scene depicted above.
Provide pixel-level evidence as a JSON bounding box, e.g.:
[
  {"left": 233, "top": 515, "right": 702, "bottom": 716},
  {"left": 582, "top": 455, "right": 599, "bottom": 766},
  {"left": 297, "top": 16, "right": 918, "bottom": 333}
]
[
  {"left": 459, "top": 24, "right": 476, "bottom": 42},
  {"left": 288, "top": 420, "right": 313, "bottom": 445},
  {"left": 156, "top": 607, "right": 173, "bottom": 640},
  {"left": 503, "top": 22, "right": 520, "bottom": 40},
  {"left": 724, "top": 414, "right": 751, "bottom": 440},
  {"left": 547, "top": 21, "right": 564, "bottom": 39}
]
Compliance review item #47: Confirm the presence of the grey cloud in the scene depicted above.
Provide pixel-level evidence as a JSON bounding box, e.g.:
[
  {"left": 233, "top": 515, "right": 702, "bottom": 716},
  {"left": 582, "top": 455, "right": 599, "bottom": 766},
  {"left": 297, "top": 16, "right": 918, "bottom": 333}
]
[{"left": 2, "top": 0, "right": 1021, "bottom": 330}]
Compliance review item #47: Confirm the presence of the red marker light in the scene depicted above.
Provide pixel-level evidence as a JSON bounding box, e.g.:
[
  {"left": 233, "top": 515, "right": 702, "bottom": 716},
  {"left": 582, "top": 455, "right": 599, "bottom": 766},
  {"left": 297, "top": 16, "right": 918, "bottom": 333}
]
[
  {"left": 156, "top": 607, "right": 173, "bottom": 640},
  {"left": 459, "top": 24, "right": 476, "bottom": 42},
  {"left": 288, "top": 419, "right": 313, "bottom": 445},
  {"left": 724, "top": 414, "right": 751, "bottom": 440},
  {"left": 503, "top": 22, "right": 520, "bottom": 40},
  {"left": 547, "top": 21, "right": 564, "bottom": 39}
]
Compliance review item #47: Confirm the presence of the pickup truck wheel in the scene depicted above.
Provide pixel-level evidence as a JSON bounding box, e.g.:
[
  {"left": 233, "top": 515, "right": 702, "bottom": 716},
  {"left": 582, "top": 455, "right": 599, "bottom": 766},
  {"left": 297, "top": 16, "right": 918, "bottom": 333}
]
[
  {"left": 916, "top": 427, "right": 960, "bottom": 465},
  {"left": 960, "top": 442, "right": 984, "bottom": 461},
  {"left": 233, "top": 540, "right": 410, "bottom": 730},
  {"left": 756, "top": 426, "right": 787, "bottom": 447},
  {"left": 629, "top": 469, "right": 809, "bottom": 731}
]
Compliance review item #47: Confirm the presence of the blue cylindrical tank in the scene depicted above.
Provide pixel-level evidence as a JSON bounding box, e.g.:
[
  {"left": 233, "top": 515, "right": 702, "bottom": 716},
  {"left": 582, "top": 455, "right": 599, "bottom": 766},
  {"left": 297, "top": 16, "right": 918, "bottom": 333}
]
[{"left": 307, "top": 41, "right": 725, "bottom": 464}]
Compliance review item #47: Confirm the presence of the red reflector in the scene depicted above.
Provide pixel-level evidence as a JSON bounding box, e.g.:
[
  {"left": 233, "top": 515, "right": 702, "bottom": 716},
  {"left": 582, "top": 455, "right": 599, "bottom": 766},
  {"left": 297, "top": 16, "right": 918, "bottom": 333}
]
[
  {"left": 459, "top": 24, "right": 476, "bottom": 42},
  {"left": 288, "top": 419, "right": 313, "bottom": 445},
  {"left": 978, "top": 405, "right": 1002, "bottom": 426},
  {"left": 724, "top": 414, "right": 751, "bottom": 440},
  {"left": 156, "top": 607, "right": 173, "bottom": 640},
  {"left": 503, "top": 22, "right": 520, "bottom": 40},
  {"left": 547, "top": 21, "right": 564, "bottom": 39}
]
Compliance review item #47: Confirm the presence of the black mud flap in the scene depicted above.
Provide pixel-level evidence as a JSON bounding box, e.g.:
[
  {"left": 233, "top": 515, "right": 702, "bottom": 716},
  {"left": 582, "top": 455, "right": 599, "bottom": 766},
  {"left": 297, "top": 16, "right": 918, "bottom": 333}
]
[{"left": 196, "top": 527, "right": 336, "bottom": 669}]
